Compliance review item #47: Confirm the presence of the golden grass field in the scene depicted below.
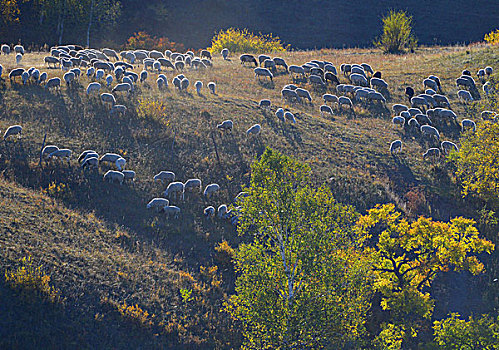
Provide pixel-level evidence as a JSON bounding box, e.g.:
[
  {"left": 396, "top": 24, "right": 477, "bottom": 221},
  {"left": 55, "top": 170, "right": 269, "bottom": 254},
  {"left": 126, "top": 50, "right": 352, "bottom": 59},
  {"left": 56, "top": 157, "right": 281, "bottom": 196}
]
[{"left": 0, "top": 43, "right": 498, "bottom": 347}]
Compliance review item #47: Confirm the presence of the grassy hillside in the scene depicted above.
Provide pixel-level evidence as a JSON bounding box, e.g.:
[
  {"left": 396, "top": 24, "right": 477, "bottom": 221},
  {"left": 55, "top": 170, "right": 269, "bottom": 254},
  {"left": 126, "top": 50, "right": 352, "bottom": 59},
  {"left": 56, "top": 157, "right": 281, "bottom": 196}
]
[{"left": 0, "top": 43, "right": 498, "bottom": 347}]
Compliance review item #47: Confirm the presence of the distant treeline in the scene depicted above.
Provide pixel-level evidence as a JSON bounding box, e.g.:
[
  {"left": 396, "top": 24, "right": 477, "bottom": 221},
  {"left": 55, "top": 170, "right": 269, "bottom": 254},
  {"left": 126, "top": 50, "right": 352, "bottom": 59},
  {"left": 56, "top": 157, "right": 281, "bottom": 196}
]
[{"left": 1, "top": 0, "right": 498, "bottom": 50}]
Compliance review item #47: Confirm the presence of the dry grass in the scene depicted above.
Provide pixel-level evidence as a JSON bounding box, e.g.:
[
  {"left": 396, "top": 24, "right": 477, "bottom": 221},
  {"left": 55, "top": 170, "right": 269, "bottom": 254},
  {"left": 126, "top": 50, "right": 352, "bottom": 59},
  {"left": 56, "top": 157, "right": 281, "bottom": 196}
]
[{"left": 0, "top": 43, "right": 498, "bottom": 347}]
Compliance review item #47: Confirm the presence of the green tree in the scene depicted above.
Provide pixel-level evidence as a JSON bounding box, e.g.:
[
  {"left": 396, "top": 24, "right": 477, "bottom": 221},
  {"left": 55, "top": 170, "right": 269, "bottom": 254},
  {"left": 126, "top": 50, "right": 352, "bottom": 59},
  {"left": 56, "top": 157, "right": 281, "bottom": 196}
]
[
  {"left": 0, "top": 0, "right": 21, "bottom": 37},
  {"left": 358, "top": 204, "right": 494, "bottom": 348},
  {"left": 375, "top": 10, "right": 417, "bottom": 53},
  {"left": 226, "top": 148, "right": 374, "bottom": 349},
  {"left": 433, "top": 313, "right": 499, "bottom": 349},
  {"left": 453, "top": 120, "right": 499, "bottom": 209}
]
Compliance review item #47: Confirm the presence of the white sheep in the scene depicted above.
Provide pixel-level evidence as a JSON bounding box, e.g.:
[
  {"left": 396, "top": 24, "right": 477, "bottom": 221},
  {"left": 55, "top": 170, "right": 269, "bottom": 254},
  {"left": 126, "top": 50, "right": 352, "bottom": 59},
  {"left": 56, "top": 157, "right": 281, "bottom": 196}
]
[
  {"left": 180, "top": 77, "right": 189, "bottom": 91},
  {"left": 100, "top": 93, "right": 116, "bottom": 105},
  {"left": 203, "top": 183, "right": 220, "bottom": 198},
  {"left": 147, "top": 198, "right": 169, "bottom": 212},
  {"left": 204, "top": 206, "right": 216, "bottom": 217},
  {"left": 42, "top": 145, "right": 59, "bottom": 160},
  {"left": 323, "top": 94, "right": 339, "bottom": 105},
  {"left": 164, "top": 181, "right": 185, "bottom": 200},
  {"left": 411, "top": 96, "right": 428, "bottom": 109},
  {"left": 421, "top": 125, "right": 440, "bottom": 140},
  {"left": 164, "top": 205, "right": 180, "bottom": 219},
  {"left": 195, "top": 81, "right": 203, "bottom": 95},
  {"left": 207, "top": 82, "right": 216, "bottom": 94},
  {"left": 441, "top": 141, "right": 458, "bottom": 155},
  {"left": 1, "top": 44, "right": 10, "bottom": 55},
  {"left": 284, "top": 111, "right": 296, "bottom": 123},
  {"left": 461, "top": 119, "right": 476, "bottom": 132},
  {"left": 218, "top": 204, "right": 228, "bottom": 218},
  {"left": 105, "top": 74, "right": 113, "bottom": 87},
  {"left": 184, "top": 178, "right": 202, "bottom": 193},
  {"left": 78, "top": 150, "right": 98, "bottom": 163},
  {"left": 370, "top": 77, "right": 388, "bottom": 90},
  {"left": 295, "top": 88, "right": 312, "bottom": 103},
  {"left": 254, "top": 67, "right": 273, "bottom": 81},
  {"left": 86, "top": 82, "right": 101, "bottom": 95},
  {"left": 112, "top": 83, "right": 131, "bottom": 93},
  {"left": 14, "top": 44, "right": 24, "bottom": 54},
  {"left": 320, "top": 105, "right": 333, "bottom": 117},
  {"left": 103, "top": 170, "right": 124, "bottom": 184},
  {"left": 63, "top": 71, "right": 75, "bottom": 86},
  {"left": 110, "top": 104, "right": 127, "bottom": 115},
  {"left": 246, "top": 124, "right": 261, "bottom": 136},
  {"left": 275, "top": 108, "right": 285, "bottom": 122},
  {"left": 390, "top": 140, "right": 402, "bottom": 154},
  {"left": 392, "top": 116, "right": 405, "bottom": 127},
  {"left": 115, "top": 157, "right": 126, "bottom": 171},
  {"left": 259, "top": 99, "right": 271, "bottom": 109},
  {"left": 423, "top": 148, "right": 441, "bottom": 162},
  {"left": 48, "top": 149, "right": 72, "bottom": 164},
  {"left": 221, "top": 48, "right": 229, "bottom": 60},
  {"left": 392, "top": 104, "right": 408, "bottom": 115},
  {"left": 3, "top": 125, "right": 22, "bottom": 140},
  {"left": 217, "top": 120, "right": 233, "bottom": 131},
  {"left": 81, "top": 157, "right": 98, "bottom": 169},
  {"left": 16, "top": 53, "right": 22, "bottom": 65},
  {"left": 154, "top": 171, "right": 175, "bottom": 183},
  {"left": 95, "top": 69, "right": 104, "bottom": 80},
  {"left": 457, "top": 90, "right": 473, "bottom": 103},
  {"left": 338, "top": 96, "right": 353, "bottom": 110},
  {"left": 485, "top": 66, "right": 493, "bottom": 76},
  {"left": 99, "top": 153, "right": 121, "bottom": 165}
]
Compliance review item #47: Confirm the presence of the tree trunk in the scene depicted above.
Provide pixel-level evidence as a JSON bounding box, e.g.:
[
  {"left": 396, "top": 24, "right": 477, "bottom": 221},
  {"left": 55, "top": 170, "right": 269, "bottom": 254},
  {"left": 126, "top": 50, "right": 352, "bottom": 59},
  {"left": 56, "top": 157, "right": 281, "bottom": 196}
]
[
  {"left": 86, "top": 0, "right": 94, "bottom": 48},
  {"left": 58, "top": 0, "right": 66, "bottom": 45}
]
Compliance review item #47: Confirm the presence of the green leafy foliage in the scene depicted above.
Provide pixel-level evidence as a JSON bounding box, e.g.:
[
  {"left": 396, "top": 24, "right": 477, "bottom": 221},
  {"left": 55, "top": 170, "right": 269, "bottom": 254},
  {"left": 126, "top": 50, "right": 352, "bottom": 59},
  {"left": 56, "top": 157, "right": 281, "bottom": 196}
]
[
  {"left": 359, "top": 204, "right": 494, "bottom": 346},
  {"left": 208, "top": 28, "right": 289, "bottom": 54},
  {"left": 226, "top": 148, "right": 374, "bottom": 349},
  {"left": 374, "top": 10, "right": 417, "bottom": 53},
  {"left": 452, "top": 120, "right": 499, "bottom": 209},
  {"left": 433, "top": 313, "right": 499, "bottom": 349}
]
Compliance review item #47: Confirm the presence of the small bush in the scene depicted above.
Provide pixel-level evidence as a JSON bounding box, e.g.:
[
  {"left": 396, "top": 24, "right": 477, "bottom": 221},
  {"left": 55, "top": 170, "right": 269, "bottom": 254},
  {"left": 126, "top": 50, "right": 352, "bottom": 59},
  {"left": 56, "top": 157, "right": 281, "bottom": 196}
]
[
  {"left": 42, "top": 181, "right": 71, "bottom": 200},
  {"left": 136, "top": 97, "right": 170, "bottom": 127},
  {"left": 374, "top": 10, "right": 417, "bottom": 54},
  {"left": 208, "top": 28, "right": 289, "bottom": 54},
  {"left": 485, "top": 29, "right": 499, "bottom": 45},
  {"left": 214, "top": 240, "right": 235, "bottom": 269},
  {"left": 124, "top": 31, "right": 184, "bottom": 52},
  {"left": 5, "top": 255, "right": 60, "bottom": 302},
  {"left": 118, "top": 302, "right": 155, "bottom": 327}
]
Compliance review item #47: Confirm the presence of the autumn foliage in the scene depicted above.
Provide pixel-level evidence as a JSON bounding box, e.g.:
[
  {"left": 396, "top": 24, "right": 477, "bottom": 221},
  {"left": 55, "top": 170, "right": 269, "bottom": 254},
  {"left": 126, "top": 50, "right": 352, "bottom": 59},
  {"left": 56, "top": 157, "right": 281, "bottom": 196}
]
[{"left": 124, "top": 31, "right": 184, "bottom": 52}]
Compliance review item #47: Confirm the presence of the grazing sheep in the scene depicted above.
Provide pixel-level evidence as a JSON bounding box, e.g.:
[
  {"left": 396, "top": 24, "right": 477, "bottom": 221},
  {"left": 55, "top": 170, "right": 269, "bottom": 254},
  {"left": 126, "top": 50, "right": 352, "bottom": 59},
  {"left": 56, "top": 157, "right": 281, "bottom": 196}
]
[
  {"left": 103, "top": 170, "right": 124, "bottom": 184},
  {"left": 164, "top": 205, "right": 181, "bottom": 219},
  {"left": 63, "top": 71, "right": 75, "bottom": 86},
  {"left": 338, "top": 96, "right": 353, "bottom": 110},
  {"left": 393, "top": 104, "right": 409, "bottom": 115},
  {"left": 164, "top": 181, "right": 185, "bottom": 201},
  {"left": 323, "top": 94, "right": 339, "bottom": 105},
  {"left": 200, "top": 50, "right": 212, "bottom": 59},
  {"left": 254, "top": 67, "right": 273, "bottom": 81},
  {"left": 81, "top": 157, "right": 98, "bottom": 169},
  {"left": 115, "top": 157, "right": 126, "bottom": 171},
  {"left": 273, "top": 57, "right": 288, "bottom": 71},
  {"left": 180, "top": 77, "right": 189, "bottom": 91},
  {"left": 432, "top": 94, "right": 450, "bottom": 108},
  {"left": 415, "top": 113, "right": 432, "bottom": 126},
  {"left": 44, "top": 77, "right": 61, "bottom": 90},
  {"left": 21, "top": 71, "right": 29, "bottom": 85},
  {"left": 392, "top": 116, "right": 405, "bottom": 127},
  {"left": 9, "top": 68, "right": 24, "bottom": 82},
  {"left": 258, "top": 54, "right": 271, "bottom": 66},
  {"left": 411, "top": 96, "right": 428, "bottom": 109},
  {"left": 423, "top": 78, "right": 438, "bottom": 91},
  {"left": 14, "top": 44, "right": 24, "bottom": 54},
  {"left": 86, "top": 67, "right": 95, "bottom": 77},
  {"left": 408, "top": 108, "right": 422, "bottom": 117},
  {"left": 456, "top": 76, "right": 476, "bottom": 89},
  {"left": 195, "top": 81, "right": 203, "bottom": 95},
  {"left": 42, "top": 145, "right": 59, "bottom": 160},
  {"left": 263, "top": 59, "right": 277, "bottom": 72},
  {"left": 281, "top": 88, "right": 301, "bottom": 103},
  {"left": 405, "top": 86, "right": 415, "bottom": 101},
  {"left": 421, "top": 125, "right": 440, "bottom": 140},
  {"left": 204, "top": 206, "right": 215, "bottom": 217},
  {"left": 457, "top": 90, "right": 473, "bottom": 103},
  {"left": 350, "top": 66, "right": 366, "bottom": 77},
  {"left": 441, "top": 141, "right": 458, "bottom": 155},
  {"left": 370, "top": 77, "right": 388, "bottom": 90},
  {"left": 207, "top": 82, "right": 216, "bottom": 94},
  {"left": 324, "top": 64, "right": 338, "bottom": 75},
  {"left": 221, "top": 48, "right": 229, "bottom": 60},
  {"left": 95, "top": 69, "right": 105, "bottom": 80},
  {"left": 289, "top": 65, "right": 305, "bottom": 78},
  {"left": 39, "top": 72, "right": 48, "bottom": 84},
  {"left": 99, "top": 153, "right": 121, "bottom": 165},
  {"left": 140, "top": 70, "right": 148, "bottom": 83},
  {"left": 100, "top": 93, "right": 116, "bottom": 105},
  {"left": 78, "top": 150, "right": 98, "bottom": 163},
  {"left": 259, "top": 99, "right": 271, "bottom": 109},
  {"left": 320, "top": 105, "right": 333, "bottom": 118},
  {"left": 1, "top": 44, "right": 10, "bottom": 55},
  {"left": 390, "top": 140, "right": 402, "bottom": 154},
  {"left": 3, "top": 125, "right": 22, "bottom": 140},
  {"left": 425, "top": 89, "right": 436, "bottom": 95},
  {"left": 174, "top": 61, "right": 185, "bottom": 71},
  {"left": 16, "top": 53, "right": 22, "bottom": 65},
  {"left": 48, "top": 149, "right": 72, "bottom": 164},
  {"left": 184, "top": 179, "right": 202, "bottom": 193},
  {"left": 246, "top": 124, "right": 261, "bottom": 136},
  {"left": 203, "top": 183, "right": 220, "bottom": 198},
  {"left": 324, "top": 72, "right": 340, "bottom": 85},
  {"left": 284, "top": 111, "right": 296, "bottom": 123},
  {"left": 239, "top": 54, "right": 258, "bottom": 66},
  {"left": 122, "top": 170, "right": 136, "bottom": 183},
  {"left": 309, "top": 74, "right": 326, "bottom": 87},
  {"left": 112, "top": 83, "right": 132, "bottom": 93},
  {"left": 423, "top": 148, "right": 441, "bottom": 162},
  {"left": 217, "top": 120, "right": 233, "bottom": 131},
  {"left": 408, "top": 118, "right": 420, "bottom": 130},
  {"left": 295, "top": 88, "right": 312, "bottom": 103},
  {"left": 157, "top": 78, "right": 165, "bottom": 90},
  {"left": 105, "top": 74, "right": 113, "bottom": 87},
  {"left": 400, "top": 111, "right": 411, "bottom": 120},
  {"left": 361, "top": 63, "right": 374, "bottom": 75},
  {"left": 147, "top": 198, "right": 169, "bottom": 212},
  {"left": 275, "top": 108, "right": 285, "bottom": 122},
  {"left": 485, "top": 66, "right": 493, "bottom": 76},
  {"left": 154, "top": 171, "right": 175, "bottom": 183},
  {"left": 461, "top": 119, "right": 476, "bottom": 132},
  {"left": 368, "top": 91, "right": 386, "bottom": 104},
  {"left": 218, "top": 204, "right": 228, "bottom": 218},
  {"left": 87, "top": 82, "right": 101, "bottom": 95},
  {"left": 477, "top": 69, "right": 486, "bottom": 82},
  {"left": 80, "top": 152, "right": 99, "bottom": 167}
]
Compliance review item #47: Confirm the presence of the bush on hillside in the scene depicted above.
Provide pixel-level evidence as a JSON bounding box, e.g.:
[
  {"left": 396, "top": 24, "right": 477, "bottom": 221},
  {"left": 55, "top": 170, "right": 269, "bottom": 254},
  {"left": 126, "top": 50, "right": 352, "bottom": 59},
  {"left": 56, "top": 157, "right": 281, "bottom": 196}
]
[
  {"left": 208, "top": 28, "right": 289, "bottom": 54},
  {"left": 485, "top": 29, "right": 499, "bottom": 45},
  {"left": 374, "top": 10, "right": 417, "bottom": 54},
  {"left": 124, "top": 31, "right": 184, "bottom": 52}
]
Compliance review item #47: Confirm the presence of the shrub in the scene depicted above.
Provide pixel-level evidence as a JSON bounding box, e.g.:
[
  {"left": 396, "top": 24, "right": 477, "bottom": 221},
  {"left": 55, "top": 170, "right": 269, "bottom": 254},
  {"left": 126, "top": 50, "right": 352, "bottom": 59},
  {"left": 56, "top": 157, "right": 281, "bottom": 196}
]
[
  {"left": 136, "top": 97, "right": 170, "bottom": 127},
  {"left": 5, "top": 255, "right": 60, "bottom": 302},
  {"left": 452, "top": 121, "right": 499, "bottom": 209},
  {"left": 374, "top": 10, "right": 417, "bottom": 53},
  {"left": 208, "top": 28, "right": 289, "bottom": 54},
  {"left": 124, "top": 31, "right": 184, "bottom": 52},
  {"left": 433, "top": 313, "right": 499, "bottom": 349},
  {"left": 485, "top": 29, "right": 499, "bottom": 45},
  {"left": 214, "top": 240, "right": 235, "bottom": 269},
  {"left": 118, "top": 302, "right": 155, "bottom": 327}
]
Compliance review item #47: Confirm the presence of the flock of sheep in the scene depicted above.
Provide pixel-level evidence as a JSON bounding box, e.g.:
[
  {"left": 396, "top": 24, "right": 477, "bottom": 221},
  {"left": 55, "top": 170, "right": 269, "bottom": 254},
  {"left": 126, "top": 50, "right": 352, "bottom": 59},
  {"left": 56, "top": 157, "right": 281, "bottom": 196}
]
[{"left": 0, "top": 42, "right": 497, "bottom": 223}]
